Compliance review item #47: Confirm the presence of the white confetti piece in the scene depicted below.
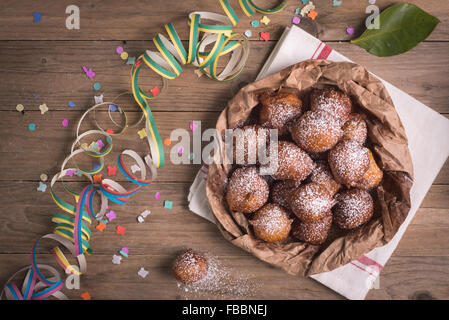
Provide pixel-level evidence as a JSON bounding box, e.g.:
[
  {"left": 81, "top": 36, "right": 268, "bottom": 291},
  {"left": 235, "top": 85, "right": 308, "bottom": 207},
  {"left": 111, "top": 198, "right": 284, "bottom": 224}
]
[
  {"left": 112, "top": 254, "right": 122, "bottom": 265},
  {"left": 137, "top": 216, "right": 144, "bottom": 223},
  {"left": 141, "top": 209, "right": 151, "bottom": 218},
  {"left": 94, "top": 94, "right": 104, "bottom": 104},
  {"left": 138, "top": 267, "right": 149, "bottom": 278}
]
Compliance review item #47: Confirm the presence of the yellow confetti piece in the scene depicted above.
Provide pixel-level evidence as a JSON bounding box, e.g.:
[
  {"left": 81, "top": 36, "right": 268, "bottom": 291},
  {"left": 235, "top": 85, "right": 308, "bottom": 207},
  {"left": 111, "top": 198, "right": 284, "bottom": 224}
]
[
  {"left": 40, "top": 173, "right": 48, "bottom": 182},
  {"left": 120, "top": 52, "right": 129, "bottom": 60},
  {"left": 260, "top": 16, "right": 271, "bottom": 25},
  {"left": 16, "top": 104, "right": 24, "bottom": 112},
  {"left": 39, "top": 103, "right": 48, "bottom": 114},
  {"left": 137, "top": 128, "right": 147, "bottom": 139}
]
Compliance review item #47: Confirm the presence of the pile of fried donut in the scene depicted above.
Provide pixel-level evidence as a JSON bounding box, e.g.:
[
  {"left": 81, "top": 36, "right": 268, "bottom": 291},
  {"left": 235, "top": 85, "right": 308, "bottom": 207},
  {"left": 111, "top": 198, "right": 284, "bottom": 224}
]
[{"left": 225, "top": 87, "right": 383, "bottom": 245}]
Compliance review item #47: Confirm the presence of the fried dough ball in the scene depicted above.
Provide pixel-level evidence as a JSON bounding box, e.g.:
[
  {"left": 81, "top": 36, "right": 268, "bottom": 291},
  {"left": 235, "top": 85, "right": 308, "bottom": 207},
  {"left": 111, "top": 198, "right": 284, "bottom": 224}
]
[
  {"left": 249, "top": 203, "right": 293, "bottom": 242},
  {"left": 328, "top": 140, "right": 370, "bottom": 187},
  {"left": 342, "top": 113, "right": 367, "bottom": 144},
  {"left": 355, "top": 150, "right": 383, "bottom": 189},
  {"left": 226, "top": 166, "right": 269, "bottom": 213},
  {"left": 259, "top": 92, "right": 303, "bottom": 133},
  {"left": 271, "top": 180, "right": 301, "bottom": 209},
  {"left": 232, "top": 125, "right": 270, "bottom": 165},
  {"left": 309, "top": 161, "right": 341, "bottom": 196},
  {"left": 272, "top": 141, "right": 315, "bottom": 181},
  {"left": 291, "top": 110, "right": 343, "bottom": 153},
  {"left": 333, "top": 189, "right": 374, "bottom": 229},
  {"left": 172, "top": 249, "right": 208, "bottom": 284},
  {"left": 289, "top": 182, "right": 335, "bottom": 222},
  {"left": 292, "top": 215, "right": 333, "bottom": 245},
  {"left": 310, "top": 87, "right": 352, "bottom": 123}
]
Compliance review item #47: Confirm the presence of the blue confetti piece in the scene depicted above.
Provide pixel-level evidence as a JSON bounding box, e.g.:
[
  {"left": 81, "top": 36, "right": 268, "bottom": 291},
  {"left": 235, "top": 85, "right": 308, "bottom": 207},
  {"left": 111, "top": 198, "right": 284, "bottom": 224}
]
[
  {"left": 244, "top": 30, "right": 252, "bottom": 38},
  {"left": 37, "top": 182, "right": 47, "bottom": 192},
  {"left": 93, "top": 82, "right": 101, "bottom": 91},
  {"left": 109, "top": 104, "right": 118, "bottom": 112},
  {"left": 68, "top": 101, "right": 76, "bottom": 108},
  {"left": 301, "top": 0, "right": 310, "bottom": 4},
  {"left": 333, "top": 0, "right": 342, "bottom": 6},
  {"left": 28, "top": 123, "right": 36, "bottom": 131},
  {"left": 164, "top": 200, "right": 173, "bottom": 210},
  {"left": 32, "top": 93, "right": 38, "bottom": 98},
  {"left": 251, "top": 20, "right": 259, "bottom": 28},
  {"left": 33, "top": 12, "right": 42, "bottom": 23},
  {"left": 126, "top": 57, "right": 136, "bottom": 65}
]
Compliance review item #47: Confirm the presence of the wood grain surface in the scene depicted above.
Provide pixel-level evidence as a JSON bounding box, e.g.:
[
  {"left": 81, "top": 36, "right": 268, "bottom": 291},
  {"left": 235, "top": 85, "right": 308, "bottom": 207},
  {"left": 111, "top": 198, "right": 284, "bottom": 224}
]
[{"left": 0, "top": 0, "right": 448, "bottom": 300}]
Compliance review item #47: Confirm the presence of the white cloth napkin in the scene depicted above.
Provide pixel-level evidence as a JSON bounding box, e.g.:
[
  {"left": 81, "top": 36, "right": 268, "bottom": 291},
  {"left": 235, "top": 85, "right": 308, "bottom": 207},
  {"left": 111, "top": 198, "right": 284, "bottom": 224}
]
[{"left": 188, "top": 26, "right": 449, "bottom": 300}]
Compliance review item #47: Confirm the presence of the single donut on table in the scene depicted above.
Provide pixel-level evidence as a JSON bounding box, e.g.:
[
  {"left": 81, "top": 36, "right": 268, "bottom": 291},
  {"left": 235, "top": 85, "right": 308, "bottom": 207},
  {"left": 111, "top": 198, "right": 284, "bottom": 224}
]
[
  {"left": 231, "top": 125, "right": 270, "bottom": 165},
  {"left": 172, "top": 249, "right": 208, "bottom": 284},
  {"left": 310, "top": 87, "right": 352, "bottom": 123},
  {"left": 292, "top": 214, "right": 333, "bottom": 245},
  {"left": 272, "top": 141, "right": 315, "bottom": 181},
  {"left": 291, "top": 110, "right": 343, "bottom": 153},
  {"left": 271, "top": 180, "right": 301, "bottom": 209},
  {"left": 355, "top": 150, "right": 383, "bottom": 189},
  {"left": 259, "top": 92, "right": 303, "bottom": 133},
  {"left": 328, "top": 140, "right": 370, "bottom": 187},
  {"left": 333, "top": 188, "right": 374, "bottom": 229},
  {"left": 289, "top": 182, "right": 335, "bottom": 223},
  {"left": 342, "top": 113, "right": 368, "bottom": 144},
  {"left": 249, "top": 203, "right": 293, "bottom": 243},
  {"left": 309, "top": 160, "right": 341, "bottom": 196},
  {"left": 226, "top": 166, "right": 269, "bottom": 213}
]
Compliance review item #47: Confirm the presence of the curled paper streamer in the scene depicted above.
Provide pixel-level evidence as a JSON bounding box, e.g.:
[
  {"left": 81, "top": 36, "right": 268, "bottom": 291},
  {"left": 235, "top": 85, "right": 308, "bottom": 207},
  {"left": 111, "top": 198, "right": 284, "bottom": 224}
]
[{"left": 1, "top": 0, "right": 286, "bottom": 300}]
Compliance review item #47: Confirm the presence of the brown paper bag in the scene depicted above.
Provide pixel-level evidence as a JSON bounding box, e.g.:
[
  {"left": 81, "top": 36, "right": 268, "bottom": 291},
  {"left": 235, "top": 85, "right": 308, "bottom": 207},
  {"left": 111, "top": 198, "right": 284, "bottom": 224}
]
[{"left": 206, "top": 60, "right": 413, "bottom": 276}]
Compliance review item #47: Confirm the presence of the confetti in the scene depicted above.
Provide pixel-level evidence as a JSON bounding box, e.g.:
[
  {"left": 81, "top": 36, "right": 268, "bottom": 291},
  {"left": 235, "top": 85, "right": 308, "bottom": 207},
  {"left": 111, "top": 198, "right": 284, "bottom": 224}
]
[
  {"left": 97, "top": 139, "right": 105, "bottom": 149},
  {"left": 155, "top": 192, "right": 160, "bottom": 199},
  {"left": 37, "top": 182, "right": 47, "bottom": 192},
  {"left": 251, "top": 20, "right": 259, "bottom": 27},
  {"left": 96, "top": 222, "right": 106, "bottom": 232},
  {"left": 120, "top": 52, "right": 129, "bottom": 60},
  {"left": 80, "top": 291, "right": 91, "bottom": 300},
  {"left": 116, "top": 46, "right": 124, "bottom": 54},
  {"left": 292, "top": 16, "right": 301, "bottom": 24},
  {"left": 33, "top": 12, "right": 42, "bottom": 23},
  {"left": 62, "top": 119, "right": 69, "bottom": 127},
  {"left": 333, "top": 0, "right": 343, "bottom": 6},
  {"left": 93, "top": 174, "right": 102, "bottom": 184},
  {"left": 164, "top": 200, "right": 173, "bottom": 210},
  {"left": 139, "top": 210, "right": 149, "bottom": 219},
  {"left": 66, "top": 169, "right": 76, "bottom": 177},
  {"left": 16, "top": 104, "right": 24, "bottom": 112},
  {"left": 260, "top": 32, "right": 270, "bottom": 42},
  {"left": 308, "top": 9, "right": 318, "bottom": 20},
  {"left": 177, "top": 146, "right": 184, "bottom": 155},
  {"left": 369, "top": 0, "right": 376, "bottom": 4},
  {"left": 138, "top": 267, "right": 149, "bottom": 279},
  {"left": 39, "top": 103, "right": 48, "bottom": 114},
  {"left": 100, "top": 218, "right": 108, "bottom": 225},
  {"left": 137, "top": 128, "right": 147, "bottom": 139},
  {"left": 189, "top": 121, "right": 198, "bottom": 132},
  {"left": 116, "top": 225, "right": 126, "bottom": 235},
  {"left": 137, "top": 216, "right": 144, "bottom": 223},
  {"left": 32, "top": 93, "right": 38, "bottom": 98},
  {"left": 131, "top": 164, "right": 141, "bottom": 173},
  {"left": 68, "top": 101, "right": 76, "bottom": 108},
  {"left": 106, "top": 210, "right": 117, "bottom": 221},
  {"left": 94, "top": 94, "right": 104, "bottom": 104},
  {"left": 108, "top": 104, "right": 117, "bottom": 112},
  {"left": 106, "top": 128, "right": 114, "bottom": 134},
  {"left": 28, "top": 123, "right": 36, "bottom": 131},
  {"left": 346, "top": 26, "right": 355, "bottom": 35},
  {"left": 82, "top": 66, "right": 95, "bottom": 79},
  {"left": 112, "top": 254, "right": 122, "bottom": 265},
  {"left": 126, "top": 57, "right": 136, "bottom": 65},
  {"left": 295, "top": 7, "right": 301, "bottom": 15},
  {"left": 163, "top": 138, "right": 171, "bottom": 146},
  {"left": 244, "top": 30, "right": 252, "bottom": 38},
  {"left": 260, "top": 16, "right": 270, "bottom": 25},
  {"left": 301, "top": 0, "right": 310, "bottom": 4},
  {"left": 107, "top": 165, "right": 117, "bottom": 176},
  {"left": 150, "top": 86, "right": 160, "bottom": 97},
  {"left": 40, "top": 173, "right": 48, "bottom": 182},
  {"left": 93, "top": 82, "right": 101, "bottom": 91},
  {"left": 300, "top": 1, "right": 315, "bottom": 16},
  {"left": 120, "top": 247, "right": 129, "bottom": 258}
]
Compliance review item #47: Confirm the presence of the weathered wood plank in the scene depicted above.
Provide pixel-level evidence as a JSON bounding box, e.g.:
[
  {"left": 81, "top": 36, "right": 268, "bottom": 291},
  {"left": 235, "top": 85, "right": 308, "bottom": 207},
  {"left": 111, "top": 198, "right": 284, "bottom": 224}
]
[
  {"left": 0, "top": 0, "right": 447, "bottom": 41},
  {"left": 1, "top": 41, "right": 448, "bottom": 113}
]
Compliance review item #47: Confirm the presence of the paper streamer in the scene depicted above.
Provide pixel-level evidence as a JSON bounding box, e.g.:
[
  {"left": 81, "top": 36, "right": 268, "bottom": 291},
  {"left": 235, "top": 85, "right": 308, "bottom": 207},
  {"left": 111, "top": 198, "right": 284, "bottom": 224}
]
[{"left": 1, "top": 0, "right": 285, "bottom": 300}]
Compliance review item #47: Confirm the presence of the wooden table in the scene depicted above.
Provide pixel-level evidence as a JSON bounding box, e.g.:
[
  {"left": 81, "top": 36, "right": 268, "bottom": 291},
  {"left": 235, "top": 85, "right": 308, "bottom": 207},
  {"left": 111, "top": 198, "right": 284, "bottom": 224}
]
[{"left": 0, "top": 0, "right": 448, "bottom": 300}]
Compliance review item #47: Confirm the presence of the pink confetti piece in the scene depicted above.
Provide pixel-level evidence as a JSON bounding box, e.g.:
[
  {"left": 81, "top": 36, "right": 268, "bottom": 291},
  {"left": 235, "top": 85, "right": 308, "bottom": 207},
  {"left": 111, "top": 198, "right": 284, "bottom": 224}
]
[
  {"left": 62, "top": 119, "right": 69, "bottom": 127},
  {"left": 66, "top": 169, "right": 76, "bottom": 177},
  {"left": 260, "top": 32, "right": 270, "bottom": 42},
  {"left": 292, "top": 16, "right": 301, "bottom": 25},
  {"left": 150, "top": 86, "right": 160, "bottom": 97},
  {"left": 97, "top": 139, "right": 105, "bottom": 149},
  {"left": 155, "top": 192, "right": 160, "bottom": 199},
  {"left": 346, "top": 26, "right": 355, "bottom": 35},
  {"left": 189, "top": 121, "right": 198, "bottom": 132},
  {"left": 107, "top": 165, "right": 117, "bottom": 176},
  {"left": 106, "top": 210, "right": 117, "bottom": 221},
  {"left": 116, "top": 225, "right": 126, "bottom": 235},
  {"left": 116, "top": 46, "right": 124, "bottom": 54},
  {"left": 82, "top": 66, "right": 95, "bottom": 79},
  {"left": 121, "top": 247, "right": 129, "bottom": 255}
]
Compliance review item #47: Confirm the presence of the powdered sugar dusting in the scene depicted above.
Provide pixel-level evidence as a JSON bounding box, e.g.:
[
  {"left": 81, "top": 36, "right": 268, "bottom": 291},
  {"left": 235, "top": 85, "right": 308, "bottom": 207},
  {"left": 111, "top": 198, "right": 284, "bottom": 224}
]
[
  {"left": 310, "top": 87, "right": 352, "bottom": 123},
  {"left": 250, "top": 203, "right": 292, "bottom": 241},
  {"left": 290, "top": 182, "right": 334, "bottom": 222},
  {"left": 333, "top": 189, "right": 374, "bottom": 229},
  {"left": 273, "top": 141, "right": 315, "bottom": 181}
]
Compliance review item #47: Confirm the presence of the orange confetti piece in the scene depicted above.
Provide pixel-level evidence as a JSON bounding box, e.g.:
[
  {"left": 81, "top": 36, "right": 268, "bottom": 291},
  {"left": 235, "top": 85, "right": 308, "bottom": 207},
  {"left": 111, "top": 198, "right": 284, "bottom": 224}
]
[
  {"left": 80, "top": 291, "right": 91, "bottom": 300},
  {"left": 163, "top": 138, "right": 171, "bottom": 146},
  {"left": 308, "top": 9, "right": 318, "bottom": 20},
  {"left": 93, "top": 174, "right": 102, "bottom": 184},
  {"left": 96, "top": 222, "right": 106, "bottom": 232}
]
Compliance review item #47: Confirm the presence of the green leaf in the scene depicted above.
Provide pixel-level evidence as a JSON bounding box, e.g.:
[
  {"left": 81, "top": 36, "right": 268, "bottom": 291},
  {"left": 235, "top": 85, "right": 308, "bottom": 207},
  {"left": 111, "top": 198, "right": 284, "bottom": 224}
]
[{"left": 351, "top": 2, "right": 440, "bottom": 57}]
